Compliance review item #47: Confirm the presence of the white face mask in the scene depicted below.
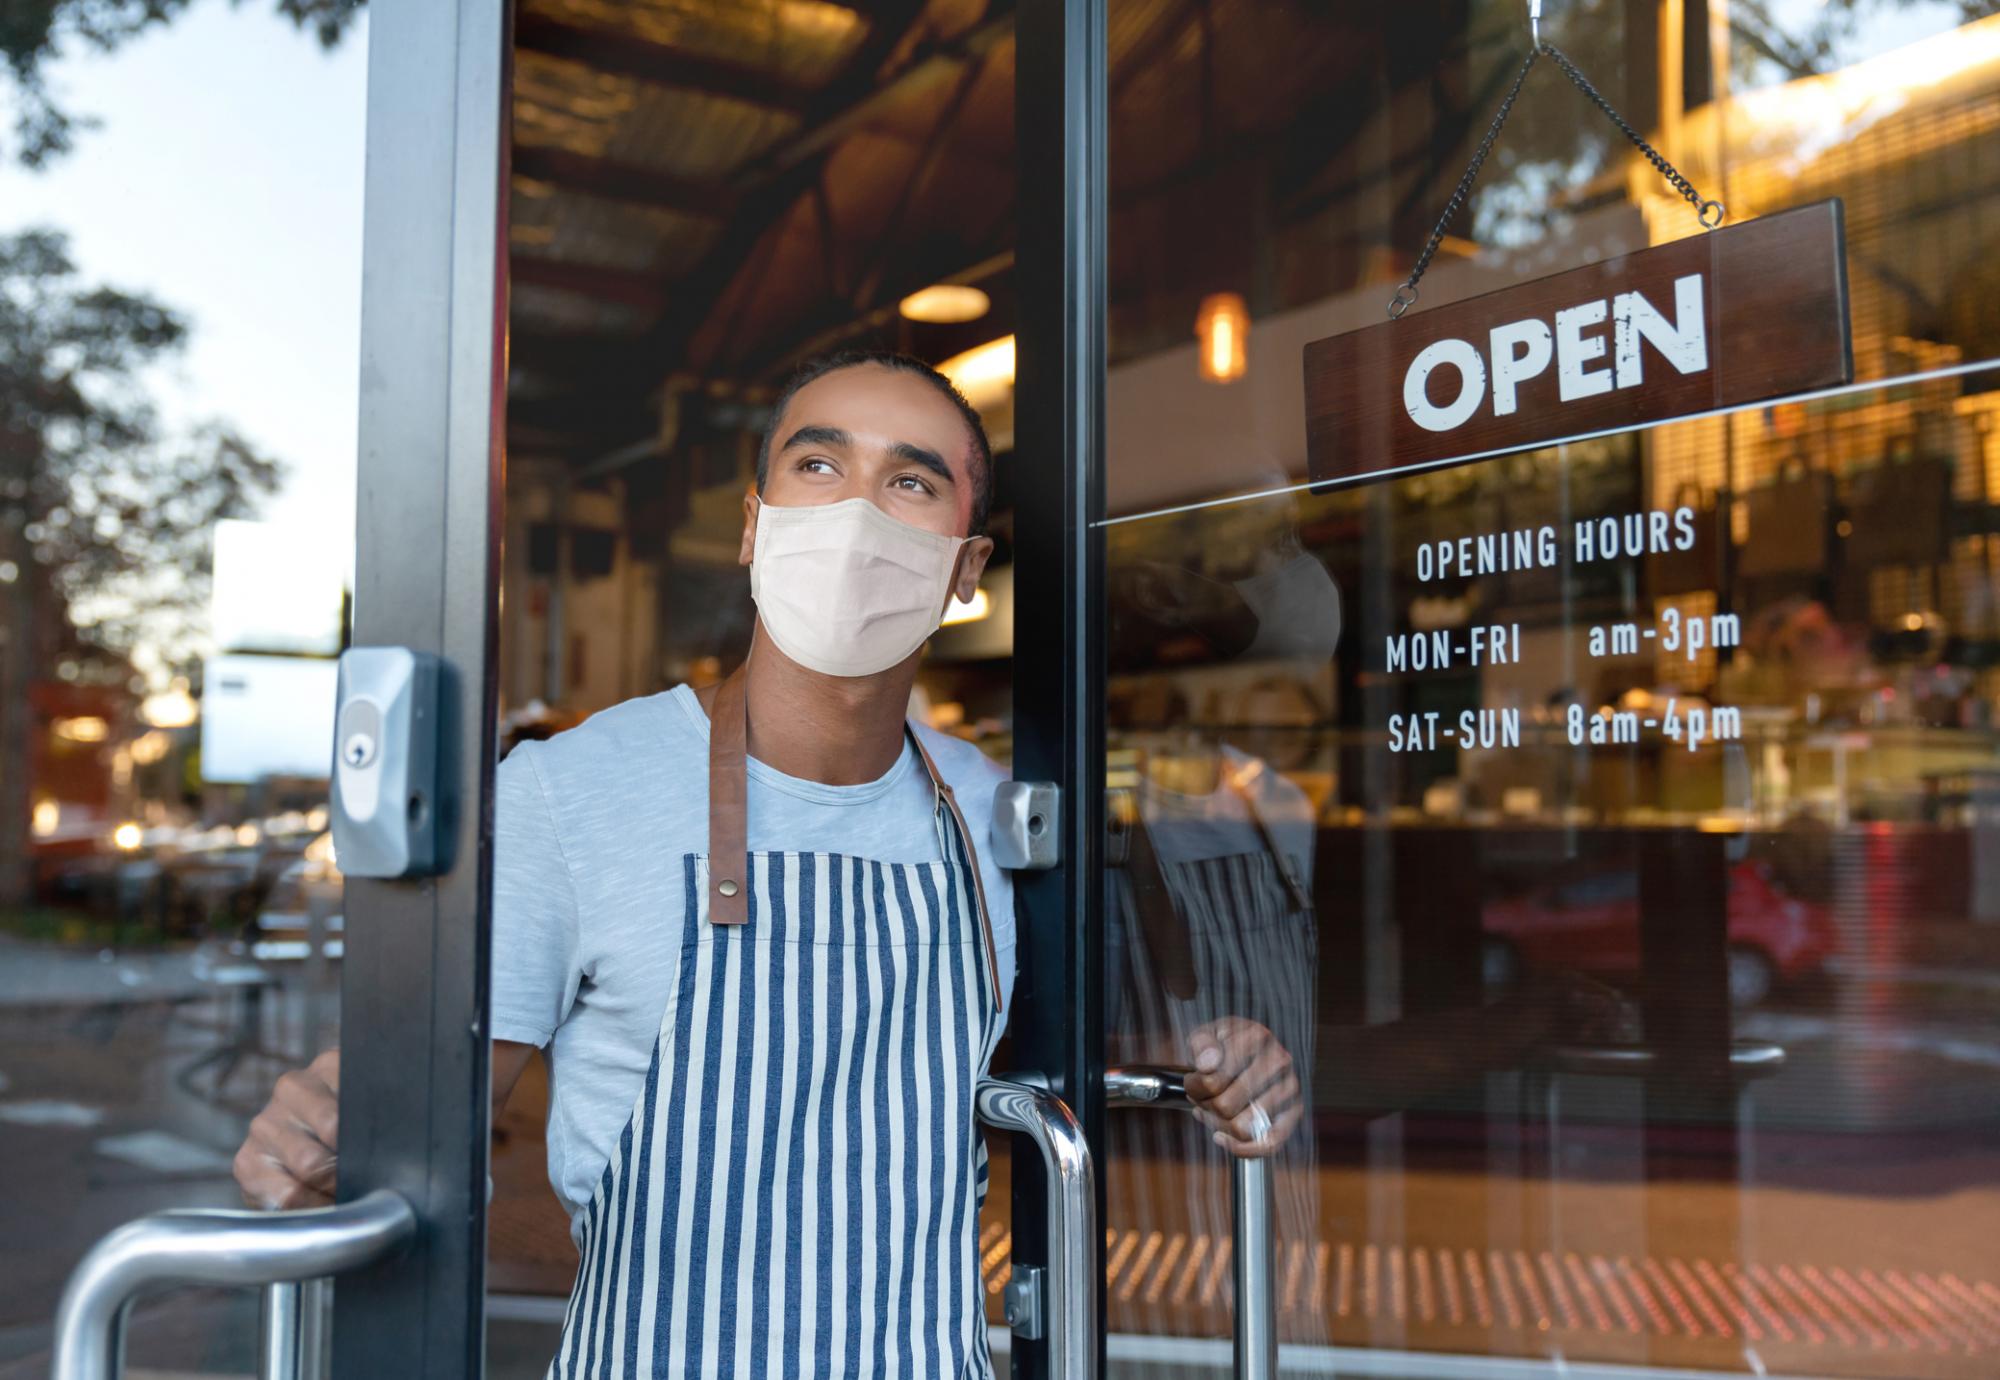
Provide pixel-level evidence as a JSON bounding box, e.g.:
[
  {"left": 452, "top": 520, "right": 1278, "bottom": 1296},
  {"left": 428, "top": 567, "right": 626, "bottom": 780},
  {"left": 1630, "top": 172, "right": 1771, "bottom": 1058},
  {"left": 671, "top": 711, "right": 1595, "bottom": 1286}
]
[
  {"left": 749, "top": 496, "right": 967, "bottom": 677},
  {"left": 1234, "top": 551, "right": 1343, "bottom": 663}
]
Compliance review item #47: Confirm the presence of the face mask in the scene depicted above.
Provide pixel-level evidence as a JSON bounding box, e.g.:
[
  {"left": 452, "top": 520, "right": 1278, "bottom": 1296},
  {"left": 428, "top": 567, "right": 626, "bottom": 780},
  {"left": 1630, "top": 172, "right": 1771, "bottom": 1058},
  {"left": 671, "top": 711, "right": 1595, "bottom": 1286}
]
[
  {"left": 750, "top": 497, "right": 966, "bottom": 677},
  {"left": 1234, "top": 552, "right": 1343, "bottom": 663}
]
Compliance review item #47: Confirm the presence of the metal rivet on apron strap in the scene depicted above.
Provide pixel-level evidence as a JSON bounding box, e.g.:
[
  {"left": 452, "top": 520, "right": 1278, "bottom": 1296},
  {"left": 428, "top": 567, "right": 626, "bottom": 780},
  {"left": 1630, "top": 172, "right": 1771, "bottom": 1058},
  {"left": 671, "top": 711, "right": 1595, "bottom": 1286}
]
[{"left": 706, "top": 666, "right": 751, "bottom": 925}]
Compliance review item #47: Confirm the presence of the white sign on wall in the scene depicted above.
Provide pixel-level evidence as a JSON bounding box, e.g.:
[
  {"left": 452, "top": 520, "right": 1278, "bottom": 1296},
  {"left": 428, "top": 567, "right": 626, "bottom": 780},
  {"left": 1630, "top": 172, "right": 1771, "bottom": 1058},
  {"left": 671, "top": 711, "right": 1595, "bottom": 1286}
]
[{"left": 200, "top": 654, "right": 339, "bottom": 784}]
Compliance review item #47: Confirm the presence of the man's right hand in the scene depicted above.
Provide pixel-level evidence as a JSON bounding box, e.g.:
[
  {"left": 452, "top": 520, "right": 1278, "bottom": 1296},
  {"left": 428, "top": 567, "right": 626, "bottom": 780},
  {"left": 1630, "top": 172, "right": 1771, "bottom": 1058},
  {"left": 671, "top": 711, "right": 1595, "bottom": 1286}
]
[{"left": 234, "top": 1048, "right": 340, "bottom": 1210}]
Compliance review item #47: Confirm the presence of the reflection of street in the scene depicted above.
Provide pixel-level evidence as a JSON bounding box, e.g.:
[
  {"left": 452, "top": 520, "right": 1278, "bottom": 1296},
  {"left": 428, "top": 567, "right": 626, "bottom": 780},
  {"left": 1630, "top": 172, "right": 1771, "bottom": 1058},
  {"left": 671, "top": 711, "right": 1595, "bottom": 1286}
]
[{"left": 0, "top": 939, "right": 267, "bottom": 1374}]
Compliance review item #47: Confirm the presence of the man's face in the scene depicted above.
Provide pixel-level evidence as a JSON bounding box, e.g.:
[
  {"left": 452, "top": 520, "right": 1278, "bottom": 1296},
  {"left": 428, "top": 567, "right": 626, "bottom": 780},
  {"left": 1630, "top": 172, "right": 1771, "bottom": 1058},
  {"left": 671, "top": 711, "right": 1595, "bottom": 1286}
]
[{"left": 740, "top": 363, "right": 993, "bottom": 605}]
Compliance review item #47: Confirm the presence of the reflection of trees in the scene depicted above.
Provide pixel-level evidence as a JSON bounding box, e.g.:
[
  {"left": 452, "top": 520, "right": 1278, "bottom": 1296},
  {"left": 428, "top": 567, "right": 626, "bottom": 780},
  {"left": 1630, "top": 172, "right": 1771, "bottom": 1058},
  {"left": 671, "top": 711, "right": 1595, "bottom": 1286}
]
[
  {"left": 0, "top": 0, "right": 362, "bottom": 165},
  {"left": 1728, "top": 0, "right": 1999, "bottom": 83},
  {"left": 1464, "top": 0, "right": 1998, "bottom": 245},
  {"left": 0, "top": 229, "right": 282, "bottom": 904}
]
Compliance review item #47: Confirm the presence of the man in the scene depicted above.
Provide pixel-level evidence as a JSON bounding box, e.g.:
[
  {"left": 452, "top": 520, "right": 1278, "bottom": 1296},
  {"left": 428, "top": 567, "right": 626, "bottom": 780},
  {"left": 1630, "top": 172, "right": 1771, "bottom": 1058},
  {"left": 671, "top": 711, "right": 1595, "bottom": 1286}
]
[{"left": 234, "top": 350, "right": 1297, "bottom": 1377}]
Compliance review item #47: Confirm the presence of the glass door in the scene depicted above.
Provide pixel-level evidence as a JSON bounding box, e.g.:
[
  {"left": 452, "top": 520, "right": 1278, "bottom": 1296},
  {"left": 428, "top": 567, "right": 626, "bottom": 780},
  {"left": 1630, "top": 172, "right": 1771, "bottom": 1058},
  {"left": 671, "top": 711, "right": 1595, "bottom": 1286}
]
[
  {"left": 1092, "top": 2, "right": 2000, "bottom": 1377},
  {"left": 3, "top": 2, "right": 508, "bottom": 1376}
]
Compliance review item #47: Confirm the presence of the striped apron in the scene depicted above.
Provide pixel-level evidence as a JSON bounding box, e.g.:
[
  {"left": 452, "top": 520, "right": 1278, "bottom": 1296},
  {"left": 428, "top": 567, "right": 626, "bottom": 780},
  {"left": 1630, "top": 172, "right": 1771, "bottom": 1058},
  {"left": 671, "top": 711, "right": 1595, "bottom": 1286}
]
[{"left": 549, "top": 669, "right": 1004, "bottom": 1378}]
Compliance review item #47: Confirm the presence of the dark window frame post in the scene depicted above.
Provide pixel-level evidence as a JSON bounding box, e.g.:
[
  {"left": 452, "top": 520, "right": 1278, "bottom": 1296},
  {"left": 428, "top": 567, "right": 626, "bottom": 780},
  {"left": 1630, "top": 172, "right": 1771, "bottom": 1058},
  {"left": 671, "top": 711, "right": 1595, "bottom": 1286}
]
[{"left": 1011, "top": 1, "right": 1108, "bottom": 1377}]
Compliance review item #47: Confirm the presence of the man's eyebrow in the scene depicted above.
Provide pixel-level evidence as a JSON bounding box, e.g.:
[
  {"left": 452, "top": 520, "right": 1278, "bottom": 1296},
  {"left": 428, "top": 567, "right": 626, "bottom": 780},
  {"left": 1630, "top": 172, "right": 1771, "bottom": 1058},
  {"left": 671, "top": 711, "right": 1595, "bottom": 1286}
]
[
  {"left": 780, "top": 424, "right": 851, "bottom": 452},
  {"left": 891, "top": 440, "right": 955, "bottom": 485}
]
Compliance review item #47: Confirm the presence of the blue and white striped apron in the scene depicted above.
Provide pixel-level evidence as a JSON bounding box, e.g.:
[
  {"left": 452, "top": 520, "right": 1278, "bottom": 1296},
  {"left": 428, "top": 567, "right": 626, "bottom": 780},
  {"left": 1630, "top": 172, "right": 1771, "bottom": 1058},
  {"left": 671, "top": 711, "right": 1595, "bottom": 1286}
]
[{"left": 547, "top": 733, "right": 1004, "bottom": 1379}]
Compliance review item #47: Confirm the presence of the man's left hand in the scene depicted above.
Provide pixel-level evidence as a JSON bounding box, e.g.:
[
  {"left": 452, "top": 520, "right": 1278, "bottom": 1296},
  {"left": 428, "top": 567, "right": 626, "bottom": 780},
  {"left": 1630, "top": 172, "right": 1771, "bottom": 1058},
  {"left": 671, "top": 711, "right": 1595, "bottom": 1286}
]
[{"left": 1184, "top": 1016, "right": 1302, "bottom": 1159}]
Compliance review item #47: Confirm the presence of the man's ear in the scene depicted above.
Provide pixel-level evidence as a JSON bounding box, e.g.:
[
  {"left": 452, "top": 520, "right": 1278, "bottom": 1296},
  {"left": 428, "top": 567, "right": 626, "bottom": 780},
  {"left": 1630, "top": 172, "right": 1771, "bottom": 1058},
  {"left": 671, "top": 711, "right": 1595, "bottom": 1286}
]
[
  {"left": 738, "top": 488, "right": 761, "bottom": 567},
  {"left": 951, "top": 536, "right": 995, "bottom": 605}
]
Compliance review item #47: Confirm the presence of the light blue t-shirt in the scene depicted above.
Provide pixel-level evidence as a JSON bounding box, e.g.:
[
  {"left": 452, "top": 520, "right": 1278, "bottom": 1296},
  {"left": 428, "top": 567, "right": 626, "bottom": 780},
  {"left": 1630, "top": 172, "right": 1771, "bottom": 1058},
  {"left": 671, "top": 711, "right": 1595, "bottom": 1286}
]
[{"left": 491, "top": 684, "right": 1017, "bottom": 1234}]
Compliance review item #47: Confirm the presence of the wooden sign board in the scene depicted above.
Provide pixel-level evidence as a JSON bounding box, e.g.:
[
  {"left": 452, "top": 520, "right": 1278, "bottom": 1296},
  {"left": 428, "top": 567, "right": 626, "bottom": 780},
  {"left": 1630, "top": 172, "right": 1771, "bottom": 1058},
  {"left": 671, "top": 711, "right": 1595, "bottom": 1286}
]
[{"left": 1303, "top": 200, "right": 1852, "bottom": 484}]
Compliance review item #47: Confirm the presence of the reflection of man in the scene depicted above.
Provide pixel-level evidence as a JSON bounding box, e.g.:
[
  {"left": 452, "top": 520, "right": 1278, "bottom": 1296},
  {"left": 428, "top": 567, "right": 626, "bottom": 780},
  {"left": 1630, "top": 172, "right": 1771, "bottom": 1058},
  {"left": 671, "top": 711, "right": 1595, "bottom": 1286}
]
[
  {"left": 1104, "top": 500, "right": 1632, "bottom": 1343},
  {"left": 233, "top": 351, "right": 1277, "bottom": 1378},
  {"left": 1104, "top": 518, "right": 1338, "bottom": 1343}
]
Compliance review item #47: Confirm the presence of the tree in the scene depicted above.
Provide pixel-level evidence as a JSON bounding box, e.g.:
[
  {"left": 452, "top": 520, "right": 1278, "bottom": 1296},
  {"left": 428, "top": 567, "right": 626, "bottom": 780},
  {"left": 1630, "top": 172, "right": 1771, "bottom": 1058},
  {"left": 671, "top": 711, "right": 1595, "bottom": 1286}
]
[
  {"left": 1, "top": 0, "right": 364, "bottom": 166},
  {"left": 0, "top": 228, "right": 282, "bottom": 905}
]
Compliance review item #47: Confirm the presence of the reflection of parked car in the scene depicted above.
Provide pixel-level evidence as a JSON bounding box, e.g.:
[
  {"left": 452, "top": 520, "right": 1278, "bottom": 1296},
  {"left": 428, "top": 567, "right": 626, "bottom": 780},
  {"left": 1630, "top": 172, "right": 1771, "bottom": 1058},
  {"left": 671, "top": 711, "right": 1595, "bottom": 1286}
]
[
  {"left": 37, "top": 820, "right": 325, "bottom": 940},
  {"left": 1483, "top": 861, "right": 1837, "bottom": 1006}
]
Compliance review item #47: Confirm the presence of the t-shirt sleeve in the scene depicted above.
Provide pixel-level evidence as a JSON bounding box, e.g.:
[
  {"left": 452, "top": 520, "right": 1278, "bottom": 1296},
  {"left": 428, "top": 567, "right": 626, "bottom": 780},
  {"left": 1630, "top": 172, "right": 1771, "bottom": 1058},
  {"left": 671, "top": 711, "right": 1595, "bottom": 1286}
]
[{"left": 490, "top": 744, "right": 581, "bottom": 1048}]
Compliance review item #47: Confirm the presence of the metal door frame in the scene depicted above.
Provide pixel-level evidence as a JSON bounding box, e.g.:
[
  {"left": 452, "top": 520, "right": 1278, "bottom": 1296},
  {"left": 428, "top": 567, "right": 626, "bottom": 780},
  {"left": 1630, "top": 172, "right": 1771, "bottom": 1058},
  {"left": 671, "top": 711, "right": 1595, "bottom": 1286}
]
[
  {"left": 1011, "top": 1, "right": 1108, "bottom": 1378},
  {"left": 334, "top": 1, "right": 510, "bottom": 1376}
]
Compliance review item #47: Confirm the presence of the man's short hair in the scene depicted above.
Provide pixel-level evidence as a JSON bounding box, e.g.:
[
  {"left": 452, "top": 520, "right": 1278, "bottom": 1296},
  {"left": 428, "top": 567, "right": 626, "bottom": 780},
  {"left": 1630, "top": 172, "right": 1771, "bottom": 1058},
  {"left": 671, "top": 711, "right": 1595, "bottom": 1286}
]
[{"left": 755, "top": 348, "right": 995, "bottom": 536}]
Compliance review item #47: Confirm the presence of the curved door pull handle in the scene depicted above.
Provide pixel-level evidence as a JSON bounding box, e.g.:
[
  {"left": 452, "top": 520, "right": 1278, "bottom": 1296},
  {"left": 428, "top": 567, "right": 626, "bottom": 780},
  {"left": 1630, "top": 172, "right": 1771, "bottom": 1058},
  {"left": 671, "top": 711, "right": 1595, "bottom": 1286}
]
[
  {"left": 977, "top": 1078, "right": 1097, "bottom": 1380},
  {"left": 1107, "top": 1066, "right": 1278, "bottom": 1380},
  {"left": 52, "top": 1188, "right": 417, "bottom": 1380}
]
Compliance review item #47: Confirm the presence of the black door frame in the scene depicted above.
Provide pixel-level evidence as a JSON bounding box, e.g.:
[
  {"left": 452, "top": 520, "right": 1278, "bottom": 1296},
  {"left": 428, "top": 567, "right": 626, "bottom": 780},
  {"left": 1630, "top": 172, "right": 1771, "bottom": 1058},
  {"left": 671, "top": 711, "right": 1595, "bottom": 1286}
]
[
  {"left": 1011, "top": 1, "right": 1109, "bottom": 1377},
  {"left": 334, "top": 1, "right": 510, "bottom": 1376}
]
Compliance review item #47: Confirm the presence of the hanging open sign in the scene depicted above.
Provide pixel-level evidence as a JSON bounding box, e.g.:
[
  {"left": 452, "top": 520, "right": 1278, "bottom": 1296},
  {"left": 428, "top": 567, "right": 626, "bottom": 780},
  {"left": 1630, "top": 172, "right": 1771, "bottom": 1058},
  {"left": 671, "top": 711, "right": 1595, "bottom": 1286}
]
[{"left": 1303, "top": 201, "right": 1853, "bottom": 484}]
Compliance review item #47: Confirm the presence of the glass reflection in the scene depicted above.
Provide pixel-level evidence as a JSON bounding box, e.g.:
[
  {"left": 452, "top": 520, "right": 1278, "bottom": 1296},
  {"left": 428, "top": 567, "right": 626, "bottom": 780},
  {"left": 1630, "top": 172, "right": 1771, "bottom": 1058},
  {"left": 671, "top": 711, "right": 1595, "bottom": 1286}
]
[
  {"left": 1102, "top": 368, "right": 2000, "bottom": 1373},
  {"left": 0, "top": 9, "right": 364, "bottom": 1371},
  {"left": 1103, "top": 1, "right": 2000, "bottom": 1372}
]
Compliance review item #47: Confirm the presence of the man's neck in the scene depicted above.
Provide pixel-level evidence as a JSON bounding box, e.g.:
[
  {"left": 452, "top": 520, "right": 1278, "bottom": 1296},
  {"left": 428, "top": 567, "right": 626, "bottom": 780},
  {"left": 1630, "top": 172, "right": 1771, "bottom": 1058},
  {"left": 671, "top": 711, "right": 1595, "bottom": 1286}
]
[{"left": 701, "top": 623, "right": 917, "bottom": 786}]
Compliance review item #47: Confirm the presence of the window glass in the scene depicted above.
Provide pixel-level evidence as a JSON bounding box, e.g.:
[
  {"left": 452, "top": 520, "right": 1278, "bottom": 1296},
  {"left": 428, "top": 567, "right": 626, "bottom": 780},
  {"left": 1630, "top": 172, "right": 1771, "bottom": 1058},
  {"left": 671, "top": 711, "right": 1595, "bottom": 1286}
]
[
  {"left": 0, "top": 6, "right": 365, "bottom": 1370},
  {"left": 1102, "top": 2, "right": 2000, "bottom": 1374}
]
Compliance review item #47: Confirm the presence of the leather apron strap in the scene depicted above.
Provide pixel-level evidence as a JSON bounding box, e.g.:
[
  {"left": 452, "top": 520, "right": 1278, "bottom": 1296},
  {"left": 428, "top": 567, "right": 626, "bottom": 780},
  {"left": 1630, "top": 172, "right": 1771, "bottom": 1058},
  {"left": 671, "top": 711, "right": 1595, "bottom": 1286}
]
[
  {"left": 907, "top": 731, "right": 1004, "bottom": 1015},
  {"left": 705, "top": 662, "right": 1002, "bottom": 1009},
  {"left": 705, "top": 665, "right": 750, "bottom": 925}
]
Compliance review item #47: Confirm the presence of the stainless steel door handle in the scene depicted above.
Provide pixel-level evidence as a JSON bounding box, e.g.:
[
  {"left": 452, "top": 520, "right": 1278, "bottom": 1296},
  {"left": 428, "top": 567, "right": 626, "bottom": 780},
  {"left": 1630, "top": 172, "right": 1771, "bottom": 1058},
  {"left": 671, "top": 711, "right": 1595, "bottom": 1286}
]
[
  {"left": 52, "top": 1188, "right": 416, "bottom": 1380},
  {"left": 977, "top": 1077, "right": 1097, "bottom": 1380},
  {"left": 1106, "top": 1066, "right": 1277, "bottom": 1380}
]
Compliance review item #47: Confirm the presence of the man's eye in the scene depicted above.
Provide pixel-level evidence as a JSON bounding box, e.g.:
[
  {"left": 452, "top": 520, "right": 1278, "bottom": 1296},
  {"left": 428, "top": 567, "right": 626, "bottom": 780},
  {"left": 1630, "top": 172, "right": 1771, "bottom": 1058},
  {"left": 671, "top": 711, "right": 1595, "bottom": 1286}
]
[
  {"left": 894, "top": 473, "right": 936, "bottom": 494},
  {"left": 798, "top": 457, "right": 835, "bottom": 474}
]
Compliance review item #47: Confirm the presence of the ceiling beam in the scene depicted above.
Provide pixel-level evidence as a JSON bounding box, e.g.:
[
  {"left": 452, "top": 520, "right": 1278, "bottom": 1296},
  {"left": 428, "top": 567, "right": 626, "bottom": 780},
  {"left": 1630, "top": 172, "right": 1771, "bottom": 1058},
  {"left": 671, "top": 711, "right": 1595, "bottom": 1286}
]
[
  {"left": 512, "top": 254, "right": 668, "bottom": 312},
  {"left": 513, "top": 144, "right": 733, "bottom": 219},
  {"left": 511, "top": 329, "right": 651, "bottom": 378},
  {"left": 738, "top": 233, "right": 1009, "bottom": 383},
  {"left": 848, "top": 51, "right": 991, "bottom": 312},
  {"left": 507, "top": 393, "right": 655, "bottom": 452},
  {"left": 631, "top": 0, "right": 1016, "bottom": 384},
  {"left": 514, "top": 12, "right": 813, "bottom": 114}
]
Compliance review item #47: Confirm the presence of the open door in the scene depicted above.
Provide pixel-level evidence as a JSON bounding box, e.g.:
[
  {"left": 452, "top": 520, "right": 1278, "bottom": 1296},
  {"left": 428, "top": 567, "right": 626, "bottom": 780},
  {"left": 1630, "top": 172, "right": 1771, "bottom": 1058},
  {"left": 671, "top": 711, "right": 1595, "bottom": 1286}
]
[{"left": 43, "top": 3, "right": 508, "bottom": 1378}]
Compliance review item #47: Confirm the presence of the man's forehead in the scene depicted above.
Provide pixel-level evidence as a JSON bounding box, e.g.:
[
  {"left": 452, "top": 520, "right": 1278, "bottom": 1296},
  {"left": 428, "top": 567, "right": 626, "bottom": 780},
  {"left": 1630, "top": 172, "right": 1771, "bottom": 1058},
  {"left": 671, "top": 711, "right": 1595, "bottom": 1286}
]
[{"left": 781, "top": 366, "right": 970, "bottom": 461}]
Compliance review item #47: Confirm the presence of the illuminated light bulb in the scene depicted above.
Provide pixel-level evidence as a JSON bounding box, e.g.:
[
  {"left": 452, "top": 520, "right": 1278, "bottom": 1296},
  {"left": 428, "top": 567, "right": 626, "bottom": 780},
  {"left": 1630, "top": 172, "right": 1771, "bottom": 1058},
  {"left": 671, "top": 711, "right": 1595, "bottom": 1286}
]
[
  {"left": 141, "top": 679, "right": 199, "bottom": 729},
  {"left": 1195, "top": 292, "right": 1249, "bottom": 384},
  {"left": 113, "top": 822, "right": 143, "bottom": 851},
  {"left": 937, "top": 336, "right": 1015, "bottom": 411},
  {"left": 942, "top": 588, "right": 992, "bottom": 626},
  {"left": 898, "top": 284, "right": 991, "bottom": 324}
]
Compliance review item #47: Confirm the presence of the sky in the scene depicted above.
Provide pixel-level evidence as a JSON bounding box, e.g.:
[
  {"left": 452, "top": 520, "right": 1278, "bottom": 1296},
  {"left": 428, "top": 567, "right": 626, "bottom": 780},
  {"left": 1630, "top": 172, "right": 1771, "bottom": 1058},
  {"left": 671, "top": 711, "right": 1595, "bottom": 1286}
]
[{"left": 0, "top": 1, "right": 369, "bottom": 571}]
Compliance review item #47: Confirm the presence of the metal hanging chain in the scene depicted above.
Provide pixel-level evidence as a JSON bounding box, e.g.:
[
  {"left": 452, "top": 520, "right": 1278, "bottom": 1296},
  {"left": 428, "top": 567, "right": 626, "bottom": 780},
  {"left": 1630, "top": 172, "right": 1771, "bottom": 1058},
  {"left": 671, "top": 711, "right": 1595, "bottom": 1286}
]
[
  {"left": 1388, "top": 42, "right": 1726, "bottom": 320},
  {"left": 1542, "top": 44, "right": 1724, "bottom": 229},
  {"left": 1387, "top": 47, "right": 1540, "bottom": 321}
]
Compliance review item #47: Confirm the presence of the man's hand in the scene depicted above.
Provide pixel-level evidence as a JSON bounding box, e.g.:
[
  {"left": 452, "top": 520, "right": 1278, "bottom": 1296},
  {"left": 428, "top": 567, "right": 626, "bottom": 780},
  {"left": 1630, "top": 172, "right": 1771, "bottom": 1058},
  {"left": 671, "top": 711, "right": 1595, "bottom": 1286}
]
[
  {"left": 1525, "top": 969, "right": 1641, "bottom": 1045},
  {"left": 1183, "top": 1017, "right": 1302, "bottom": 1159},
  {"left": 234, "top": 1048, "right": 340, "bottom": 1210}
]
